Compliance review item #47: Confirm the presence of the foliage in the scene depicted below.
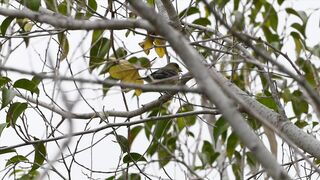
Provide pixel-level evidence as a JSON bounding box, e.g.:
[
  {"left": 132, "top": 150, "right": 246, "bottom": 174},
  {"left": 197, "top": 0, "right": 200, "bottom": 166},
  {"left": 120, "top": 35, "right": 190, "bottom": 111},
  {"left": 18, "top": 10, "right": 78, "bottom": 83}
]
[{"left": 0, "top": 0, "right": 318, "bottom": 179}]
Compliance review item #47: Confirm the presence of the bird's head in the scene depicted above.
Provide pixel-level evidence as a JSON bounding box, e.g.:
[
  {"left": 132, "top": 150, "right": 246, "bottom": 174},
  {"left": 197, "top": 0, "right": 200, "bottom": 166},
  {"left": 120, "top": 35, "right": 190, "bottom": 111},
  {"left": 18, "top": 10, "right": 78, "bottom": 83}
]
[{"left": 164, "top": 63, "right": 182, "bottom": 72}]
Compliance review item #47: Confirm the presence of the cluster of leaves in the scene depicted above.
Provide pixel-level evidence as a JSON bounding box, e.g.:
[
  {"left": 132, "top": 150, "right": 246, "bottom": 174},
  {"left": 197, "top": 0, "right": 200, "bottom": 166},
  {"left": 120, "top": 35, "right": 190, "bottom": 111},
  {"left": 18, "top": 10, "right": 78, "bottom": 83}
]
[{"left": 0, "top": 75, "right": 46, "bottom": 179}]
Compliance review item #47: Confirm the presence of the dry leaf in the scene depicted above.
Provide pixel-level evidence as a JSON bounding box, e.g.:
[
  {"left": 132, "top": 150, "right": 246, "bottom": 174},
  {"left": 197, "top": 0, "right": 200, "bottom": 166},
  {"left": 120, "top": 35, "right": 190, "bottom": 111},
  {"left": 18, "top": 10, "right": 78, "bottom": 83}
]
[
  {"left": 154, "top": 38, "right": 166, "bottom": 58},
  {"left": 109, "top": 60, "right": 143, "bottom": 96},
  {"left": 139, "top": 37, "right": 153, "bottom": 55}
]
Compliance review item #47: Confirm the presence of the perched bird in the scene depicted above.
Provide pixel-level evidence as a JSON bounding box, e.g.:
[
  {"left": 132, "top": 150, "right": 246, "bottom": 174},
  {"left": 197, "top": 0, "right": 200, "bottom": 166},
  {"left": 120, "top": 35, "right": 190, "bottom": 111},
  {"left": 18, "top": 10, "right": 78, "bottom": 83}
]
[{"left": 141, "top": 63, "right": 182, "bottom": 84}]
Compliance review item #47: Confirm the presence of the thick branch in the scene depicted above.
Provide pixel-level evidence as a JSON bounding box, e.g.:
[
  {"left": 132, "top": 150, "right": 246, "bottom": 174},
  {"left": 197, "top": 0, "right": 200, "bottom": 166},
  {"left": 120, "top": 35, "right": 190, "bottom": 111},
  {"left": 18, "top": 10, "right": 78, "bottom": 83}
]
[
  {"left": 0, "top": 7, "right": 154, "bottom": 31},
  {"left": 128, "top": 0, "right": 290, "bottom": 179},
  {"left": 183, "top": 20, "right": 320, "bottom": 160}
]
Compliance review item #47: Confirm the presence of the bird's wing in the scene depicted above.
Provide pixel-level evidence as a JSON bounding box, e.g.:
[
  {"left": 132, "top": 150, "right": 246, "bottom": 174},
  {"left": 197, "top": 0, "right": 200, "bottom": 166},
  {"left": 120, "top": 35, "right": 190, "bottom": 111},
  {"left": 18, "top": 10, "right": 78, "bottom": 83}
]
[{"left": 149, "top": 69, "right": 178, "bottom": 80}]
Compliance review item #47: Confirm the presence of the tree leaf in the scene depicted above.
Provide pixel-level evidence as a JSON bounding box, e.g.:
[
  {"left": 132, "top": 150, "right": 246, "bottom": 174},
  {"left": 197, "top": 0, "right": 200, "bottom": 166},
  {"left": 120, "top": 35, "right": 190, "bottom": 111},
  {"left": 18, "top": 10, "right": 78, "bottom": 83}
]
[
  {"left": 89, "top": 37, "right": 110, "bottom": 72},
  {"left": 123, "top": 152, "right": 146, "bottom": 163},
  {"left": 227, "top": 133, "right": 239, "bottom": 159},
  {"left": 158, "top": 146, "right": 171, "bottom": 167},
  {"left": 5, "top": 155, "right": 29, "bottom": 167},
  {"left": 115, "top": 134, "right": 129, "bottom": 153},
  {"left": 0, "top": 76, "right": 11, "bottom": 88},
  {"left": 109, "top": 61, "right": 144, "bottom": 88},
  {"left": 1, "top": 17, "right": 14, "bottom": 36},
  {"left": 263, "top": 3, "right": 278, "bottom": 31},
  {"left": 0, "top": 123, "right": 8, "bottom": 137},
  {"left": 58, "top": 1, "right": 68, "bottom": 15},
  {"left": 45, "top": 0, "right": 58, "bottom": 11},
  {"left": 13, "top": 78, "right": 39, "bottom": 95},
  {"left": 128, "top": 126, "right": 143, "bottom": 147},
  {"left": 192, "top": 18, "right": 211, "bottom": 26},
  {"left": 154, "top": 38, "right": 166, "bottom": 58},
  {"left": 58, "top": 33, "right": 69, "bottom": 61},
  {"left": 1, "top": 87, "right": 15, "bottom": 109},
  {"left": 176, "top": 104, "right": 196, "bottom": 131},
  {"left": 139, "top": 36, "right": 153, "bottom": 55},
  {"left": 31, "top": 139, "right": 47, "bottom": 172},
  {"left": 179, "top": 7, "right": 200, "bottom": 18},
  {"left": 213, "top": 117, "right": 229, "bottom": 144},
  {"left": 86, "top": 0, "right": 97, "bottom": 18},
  {"left": 6, "top": 102, "right": 28, "bottom": 127},
  {"left": 153, "top": 119, "right": 171, "bottom": 139},
  {"left": 286, "top": 8, "right": 308, "bottom": 24},
  {"left": 21, "top": 0, "right": 41, "bottom": 11},
  {"left": 0, "top": 148, "right": 16, "bottom": 155}
]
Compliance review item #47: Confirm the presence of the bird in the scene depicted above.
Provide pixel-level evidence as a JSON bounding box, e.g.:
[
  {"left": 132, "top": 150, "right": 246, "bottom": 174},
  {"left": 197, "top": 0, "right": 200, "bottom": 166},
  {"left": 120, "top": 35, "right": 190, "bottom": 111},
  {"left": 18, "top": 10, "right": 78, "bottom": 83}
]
[{"left": 141, "top": 63, "right": 182, "bottom": 84}]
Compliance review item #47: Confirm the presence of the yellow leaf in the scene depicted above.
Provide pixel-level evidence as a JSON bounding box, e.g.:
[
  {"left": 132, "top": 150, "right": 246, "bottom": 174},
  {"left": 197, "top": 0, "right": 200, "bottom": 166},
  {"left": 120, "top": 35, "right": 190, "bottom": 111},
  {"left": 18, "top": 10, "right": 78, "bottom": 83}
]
[
  {"left": 154, "top": 38, "right": 166, "bottom": 58},
  {"left": 109, "top": 60, "right": 144, "bottom": 96},
  {"left": 135, "top": 89, "right": 142, "bottom": 96},
  {"left": 139, "top": 37, "right": 153, "bottom": 55},
  {"left": 23, "top": 22, "right": 33, "bottom": 32}
]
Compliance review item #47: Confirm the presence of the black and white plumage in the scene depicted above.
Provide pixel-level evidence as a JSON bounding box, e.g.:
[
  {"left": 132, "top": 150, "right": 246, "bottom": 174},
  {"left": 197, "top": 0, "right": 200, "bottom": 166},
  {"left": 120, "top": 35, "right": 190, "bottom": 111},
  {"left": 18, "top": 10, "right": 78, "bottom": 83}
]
[{"left": 141, "top": 63, "right": 182, "bottom": 84}]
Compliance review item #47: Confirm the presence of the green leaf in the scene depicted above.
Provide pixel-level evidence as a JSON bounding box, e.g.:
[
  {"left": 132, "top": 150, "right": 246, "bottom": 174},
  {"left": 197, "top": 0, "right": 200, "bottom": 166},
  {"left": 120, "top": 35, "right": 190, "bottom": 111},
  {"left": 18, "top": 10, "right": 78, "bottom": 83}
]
[
  {"left": 286, "top": 8, "right": 308, "bottom": 24},
  {"left": 249, "top": 0, "right": 262, "bottom": 25},
  {"left": 45, "top": 0, "right": 58, "bottom": 11},
  {"left": 154, "top": 119, "right": 171, "bottom": 139},
  {"left": 117, "top": 173, "right": 141, "bottom": 180},
  {"left": 13, "top": 78, "right": 39, "bottom": 95},
  {"left": 213, "top": 117, "right": 229, "bottom": 144},
  {"left": 21, "top": 0, "right": 41, "bottom": 11},
  {"left": 176, "top": 104, "right": 196, "bottom": 130},
  {"left": 89, "top": 37, "right": 110, "bottom": 72},
  {"left": 31, "top": 73, "right": 45, "bottom": 86},
  {"left": 1, "top": 87, "right": 15, "bottom": 109},
  {"left": 262, "top": 26, "right": 280, "bottom": 43},
  {"left": 58, "top": 1, "right": 68, "bottom": 15},
  {"left": 1, "top": 17, "right": 14, "bottom": 36},
  {"left": 112, "top": 47, "right": 127, "bottom": 59},
  {"left": 0, "top": 123, "right": 8, "bottom": 137},
  {"left": 291, "top": 23, "right": 306, "bottom": 38},
  {"left": 232, "top": 162, "right": 242, "bottom": 179},
  {"left": 58, "top": 33, "right": 69, "bottom": 61},
  {"left": 86, "top": 0, "right": 97, "bottom": 18},
  {"left": 227, "top": 133, "right": 239, "bottom": 159},
  {"left": 233, "top": 0, "right": 240, "bottom": 10},
  {"left": 200, "top": 141, "right": 220, "bottom": 165},
  {"left": 263, "top": 3, "right": 278, "bottom": 31},
  {"left": 0, "top": 76, "right": 11, "bottom": 88},
  {"left": 257, "top": 94, "right": 278, "bottom": 111},
  {"left": 146, "top": 0, "right": 154, "bottom": 5},
  {"left": 5, "top": 155, "right": 29, "bottom": 167},
  {"left": 123, "top": 152, "right": 146, "bottom": 163},
  {"left": 295, "top": 120, "right": 308, "bottom": 128},
  {"left": 31, "top": 139, "right": 47, "bottom": 171},
  {"left": 158, "top": 146, "right": 171, "bottom": 167},
  {"left": 18, "top": 171, "right": 39, "bottom": 180},
  {"left": 6, "top": 102, "right": 28, "bottom": 127},
  {"left": 0, "top": 148, "right": 16, "bottom": 155},
  {"left": 115, "top": 134, "right": 129, "bottom": 153},
  {"left": 291, "top": 90, "right": 308, "bottom": 117},
  {"left": 192, "top": 18, "right": 211, "bottom": 26},
  {"left": 128, "top": 57, "right": 151, "bottom": 68},
  {"left": 246, "top": 151, "right": 257, "bottom": 168},
  {"left": 129, "top": 126, "right": 143, "bottom": 146},
  {"left": 179, "top": 7, "right": 200, "bottom": 18}
]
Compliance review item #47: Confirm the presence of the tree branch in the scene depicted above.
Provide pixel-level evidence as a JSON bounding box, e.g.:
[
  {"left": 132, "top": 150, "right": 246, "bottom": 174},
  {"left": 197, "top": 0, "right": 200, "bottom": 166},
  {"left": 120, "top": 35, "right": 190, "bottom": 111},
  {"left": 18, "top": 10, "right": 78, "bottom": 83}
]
[
  {"left": 0, "top": 7, "right": 154, "bottom": 31},
  {"left": 128, "top": 0, "right": 291, "bottom": 179}
]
